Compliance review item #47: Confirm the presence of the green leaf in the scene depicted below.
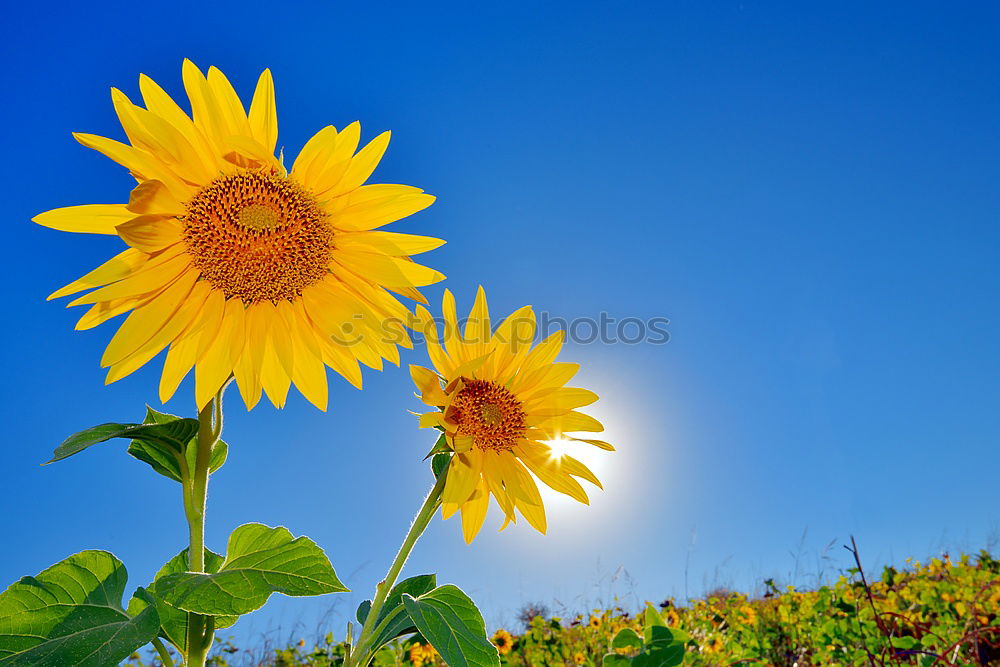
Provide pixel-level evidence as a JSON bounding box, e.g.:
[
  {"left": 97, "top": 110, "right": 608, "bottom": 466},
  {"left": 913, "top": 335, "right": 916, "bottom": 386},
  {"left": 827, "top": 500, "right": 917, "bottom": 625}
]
[
  {"left": 431, "top": 452, "right": 452, "bottom": 479},
  {"left": 611, "top": 628, "right": 642, "bottom": 651},
  {"left": 127, "top": 548, "right": 236, "bottom": 652},
  {"left": 360, "top": 575, "right": 438, "bottom": 652},
  {"left": 603, "top": 655, "right": 631, "bottom": 667},
  {"left": 425, "top": 433, "right": 450, "bottom": 460},
  {"left": 402, "top": 585, "right": 499, "bottom": 667},
  {"left": 641, "top": 644, "right": 685, "bottom": 667},
  {"left": 127, "top": 407, "right": 227, "bottom": 483},
  {"left": 158, "top": 523, "right": 348, "bottom": 616},
  {"left": 46, "top": 408, "right": 203, "bottom": 486},
  {"left": 646, "top": 626, "right": 674, "bottom": 647},
  {"left": 0, "top": 550, "right": 159, "bottom": 667},
  {"left": 642, "top": 603, "right": 666, "bottom": 644}
]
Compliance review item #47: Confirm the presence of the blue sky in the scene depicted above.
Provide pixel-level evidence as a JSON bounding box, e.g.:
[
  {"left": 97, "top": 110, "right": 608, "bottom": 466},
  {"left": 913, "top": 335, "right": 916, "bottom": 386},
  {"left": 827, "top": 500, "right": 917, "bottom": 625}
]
[{"left": 2, "top": 0, "right": 999, "bottom": 652}]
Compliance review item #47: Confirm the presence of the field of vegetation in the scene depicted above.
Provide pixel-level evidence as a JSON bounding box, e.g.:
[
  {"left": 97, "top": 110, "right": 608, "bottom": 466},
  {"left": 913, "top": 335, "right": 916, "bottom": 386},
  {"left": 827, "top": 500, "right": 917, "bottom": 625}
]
[{"left": 125, "top": 548, "right": 1000, "bottom": 667}]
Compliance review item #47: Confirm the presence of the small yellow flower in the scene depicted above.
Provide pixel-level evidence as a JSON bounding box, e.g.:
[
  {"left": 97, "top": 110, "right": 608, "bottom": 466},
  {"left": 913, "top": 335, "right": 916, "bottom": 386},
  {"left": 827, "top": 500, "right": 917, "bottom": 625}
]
[
  {"left": 492, "top": 629, "right": 514, "bottom": 656},
  {"left": 411, "top": 288, "right": 612, "bottom": 542},
  {"left": 704, "top": 636, "right": 724, "bottom": 654},
  {"left": 588, "top": 615, "right": 603, "bottom": 630},
  {"left": 409, "top": 644, "right": 426, "bottom": 666},
  {"left": 664, "top": 609, "right": 680, "bottom": 627},
  {"left": 737, "top": 604, "right": 757, "bottom": 625},
  {"left": 573, "top": 651, "right": 587, "bottom": 665}
]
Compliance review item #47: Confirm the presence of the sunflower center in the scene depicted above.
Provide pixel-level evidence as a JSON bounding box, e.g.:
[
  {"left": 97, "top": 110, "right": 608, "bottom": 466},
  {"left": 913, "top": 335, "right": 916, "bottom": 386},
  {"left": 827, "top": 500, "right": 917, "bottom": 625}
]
[
  {"left": 448, "top": 379, "right": 526, "bottom": 452},
  {"left": 182, "top": 170, "right": 332, "bottom": 303}
]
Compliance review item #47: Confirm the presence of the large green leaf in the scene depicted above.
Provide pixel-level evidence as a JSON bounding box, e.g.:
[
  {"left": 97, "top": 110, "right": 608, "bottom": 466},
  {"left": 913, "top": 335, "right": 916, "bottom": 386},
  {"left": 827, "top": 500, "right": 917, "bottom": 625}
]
[
  {"left": 357, "top": 574, "right": 437, "bottom": 652},
  {"left": 603, "top": 655, "right": 632, "bottom": 667},
  {"left": 127, "top": 548, "right": 236, "bottom": 652},
  {"left": 158, "top": 523, "right": 348, "bottom": 616},
  {"left": 0, "top": 550, "right": 159, "bottom": 666},
  {"left": 632, "top": 644, "right": 684, "bottom": 667},
  {"left": 612, "top": 628, "right": 643, "bottom": 651},
  {"left": 402, "top": 585, "right": 499, "bottom": 667}
]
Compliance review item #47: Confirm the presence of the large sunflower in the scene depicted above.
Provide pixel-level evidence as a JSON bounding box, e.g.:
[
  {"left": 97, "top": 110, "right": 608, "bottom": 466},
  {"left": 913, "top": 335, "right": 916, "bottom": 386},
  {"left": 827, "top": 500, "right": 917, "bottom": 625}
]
[
  {"left": 35, "top": 60, "right": 444, "bottom": 410},
  {"left": 410, "top": 288, "right": 613, "bottom": 543}
]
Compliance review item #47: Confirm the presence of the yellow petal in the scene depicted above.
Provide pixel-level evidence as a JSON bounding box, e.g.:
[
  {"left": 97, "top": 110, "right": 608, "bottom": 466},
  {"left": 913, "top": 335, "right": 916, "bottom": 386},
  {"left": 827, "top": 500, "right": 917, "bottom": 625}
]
[
  {"left": 206, "top": 66, "right": 251, "bottom": 137},
  {"left": 514, "top": 442, "right": 590, "bottom": 504},
  {"left": 321, "top": 131, "right": 390, "bottom": 198},
  {"left": 291, "top": 125, "right": 337, "bottom": 181},
  {"left": 333, "top": 191, "right": 436, "bottom": 232},
  {"left": 409, "top": 364, "right": 447, "bottom": 405},
  {"left": 159, "top": 327, "right": 201, "bottom": 403},
  {"left": 116, "top": 216, "right": 183, "bottom": 252},
  {"left": 48, "top": 249, "right": 146, "bottom": 300},
  {"left": 523, "top": 387, "right": 600, "bottom": 415},
  {"left": 459, "top": 480, "right": 491, "bottom": 544},
  {"left": 248, "top": 69, "right": 278, "bottom": 153},
  {"left": 100, "top": 269, "right": 199, "bottom": 367},
  {"left": 195, "top": 297, "right": 246, "bottom": 409},
  {"left": 127, "top": 180, "right": 186, "bottom": 216},
  {"left": 333, "top": 231, "right": 444, "bottom": 256},
  {"left": 67, "top": 245, "right": 189, "bottom": 306},
  {"left": 464, "top": 285, "right": 490, "bottom": 359},
  {"left": 138, "top": 73, "right": 220, "bottom": 172},
  {"left": 72, "top": 133, "right": 192, "bottom": 202},
  {"left": 536, "top": 410, "right": 605, "bottom": 435},
  {"left": 33, "top": 204, "right": 134, "bottom": 235},
  {"left": 443, "top": 450, "right": 483, "bottom": 506},
  {"left": 414, "top": 304, "right": 455, "bottom": 378}
]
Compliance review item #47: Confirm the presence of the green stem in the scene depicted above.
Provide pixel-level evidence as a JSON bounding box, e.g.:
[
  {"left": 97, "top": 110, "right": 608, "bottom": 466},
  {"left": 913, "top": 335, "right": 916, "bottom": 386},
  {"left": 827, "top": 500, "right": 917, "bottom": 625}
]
[
  {"left": 351, "top": 471, "right": 449, "bottom": 667},
  {"left": 183, "top": 388, "right": 224, "bottom": 667},
  {"left": 151, "top": 637, "right": 175, "bottom": 667}
]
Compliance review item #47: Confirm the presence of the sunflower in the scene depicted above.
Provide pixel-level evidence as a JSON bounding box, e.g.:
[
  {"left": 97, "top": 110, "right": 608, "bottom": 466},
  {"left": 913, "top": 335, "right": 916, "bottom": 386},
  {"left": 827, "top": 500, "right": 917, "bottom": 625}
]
[
  {"left": 410, "top": 287, "right": 613, "bottom": 543},
  {"left": 704, "top": 636, "right": 724, "bottom": 654},
  {"left": 491, "top": 629, "right": 514, "bottom": 655},
  {"left": 588, "top": 614, "right": 603, "bottom": 630},
  {"left": 664, "top": 609, "right": 681, "bottom": 627},
  {"left": 35, "top": 60, "right": 443, "bottom": 410},
  {"left": 573, "top": 651, "right": 587, "bottom": 665},
  {"left": 736, "top": 604, "right": 757, "bottom": 625}
]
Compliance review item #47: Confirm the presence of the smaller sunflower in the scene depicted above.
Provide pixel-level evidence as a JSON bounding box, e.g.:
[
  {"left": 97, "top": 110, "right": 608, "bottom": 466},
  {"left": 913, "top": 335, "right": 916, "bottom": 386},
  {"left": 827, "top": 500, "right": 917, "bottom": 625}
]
[
  {"left": 664, "top": 609, "right": 681, "bottom": 627},
  {"left": 588, "top": 614, "right": 603, "bottom": 630},
  {"left": 736, "top": 604, "right": 757, "bottom": 625},
  {"left": 410, "top": 287, "right": 613, "bottom": 543},
  {"left": 704, "top": 636, "right": 724, "bottom": 654},
  {"left": 573, "top": 651, "right": 587, "bottom": 665},
  {"left": 491, "top": 629, "right": 514, "bottom": 655}
]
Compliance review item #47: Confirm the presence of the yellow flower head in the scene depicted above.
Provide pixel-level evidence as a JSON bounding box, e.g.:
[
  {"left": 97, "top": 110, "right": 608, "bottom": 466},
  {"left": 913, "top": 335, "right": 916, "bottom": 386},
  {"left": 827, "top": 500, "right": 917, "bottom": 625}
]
[
  {"left": 737, "top": 604, "right": 757, "bottom": 625},
  {"left": 704, "top": 636, "right": 723, "bottom": 654},
  {"left": 411, "top": 288, "right": 612, "bottom": 543},
  {"left": 409, "top": 644, "right": 426, "bottom": 666},
  {"left": 36, "top": 60, "right": 444, "bottom": 411},
  {"left": 664, "top": 609, "right": 681, "bottom": 627},
  {"left": 491, "top": 629, "right": 514, "bottom": 655},
  {"left": 573, "top": 651, "right": 587, "bottom": 665}
]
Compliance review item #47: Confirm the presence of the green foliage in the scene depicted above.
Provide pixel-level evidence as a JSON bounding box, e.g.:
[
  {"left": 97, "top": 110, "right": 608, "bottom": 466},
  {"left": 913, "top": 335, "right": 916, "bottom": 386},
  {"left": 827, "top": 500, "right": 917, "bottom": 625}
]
[
  {"left": 127, "top": 548, "right": 237, "bottom": 653},
  {"left": 45, "top": 407, "right": 227, "bottom": 483},
  {"left": 0, "top": 550, "right": 158, "bottom": 667},
  {"left": 358, "top": 574, "right": 438, "bottom": 652},
  {"left": 402, "top": 585, "right": 500, "bottom": 667},
  {"left": 158, "top": 523, "right": 348, "bottom": 616}
]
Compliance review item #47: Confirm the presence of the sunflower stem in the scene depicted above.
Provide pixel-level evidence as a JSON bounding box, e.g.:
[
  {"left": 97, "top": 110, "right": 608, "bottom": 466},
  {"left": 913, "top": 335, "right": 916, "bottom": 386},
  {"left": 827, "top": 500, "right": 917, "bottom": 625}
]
[
  {"left": 350, "top": 470, "right": 449, "bottom": 667},
  {"left": 183, "top": 388, "right": 224, "bottom": 667}
]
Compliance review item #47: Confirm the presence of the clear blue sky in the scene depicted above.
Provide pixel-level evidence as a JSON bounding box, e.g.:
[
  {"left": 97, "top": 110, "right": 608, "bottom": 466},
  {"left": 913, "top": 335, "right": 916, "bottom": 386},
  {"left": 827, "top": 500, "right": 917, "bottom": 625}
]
[{"left": 2, "top": 0, "right": 999, "bottom": 651}]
